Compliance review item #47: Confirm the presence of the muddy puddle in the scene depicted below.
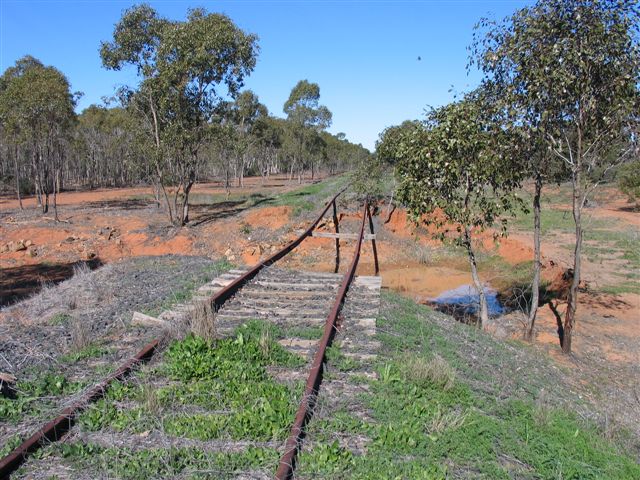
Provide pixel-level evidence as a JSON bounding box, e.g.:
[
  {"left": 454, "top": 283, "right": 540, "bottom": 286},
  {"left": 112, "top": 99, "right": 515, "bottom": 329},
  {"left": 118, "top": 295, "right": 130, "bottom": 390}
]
[
  {"left": 374, "top": 263, "right": 507, "bottom": 319},
  {"left": 431, "top": 284, "right": 505, "bottom": 317},
  {"left": 381, "top": 264, "right": 472, "bottom": 298}
]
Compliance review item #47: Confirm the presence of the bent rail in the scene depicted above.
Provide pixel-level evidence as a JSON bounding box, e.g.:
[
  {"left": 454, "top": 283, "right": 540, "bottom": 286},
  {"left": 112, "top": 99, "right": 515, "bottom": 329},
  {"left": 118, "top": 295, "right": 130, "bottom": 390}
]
[
  {"left": 0, "top": 187, "right": 347, "bottom": 479},
  {"left": 210, "top": 187, "right": 347, "bottom": 310},
  {"left": 275, "top": 199, "right": 369, "bottom": 480}
]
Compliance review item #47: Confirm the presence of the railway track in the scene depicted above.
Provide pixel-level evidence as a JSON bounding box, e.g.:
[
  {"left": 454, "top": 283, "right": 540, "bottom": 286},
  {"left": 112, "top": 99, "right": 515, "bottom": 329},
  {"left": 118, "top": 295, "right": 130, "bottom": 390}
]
[{"left": 0, "top": 191, "right": 381, "bottom": 479}]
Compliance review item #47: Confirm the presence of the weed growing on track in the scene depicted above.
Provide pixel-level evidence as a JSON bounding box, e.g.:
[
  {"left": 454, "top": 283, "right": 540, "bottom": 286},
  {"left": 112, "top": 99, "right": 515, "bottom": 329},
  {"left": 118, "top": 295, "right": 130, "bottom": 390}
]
[
  {"left": 0, "top": 372, "right": 85, "bottom": 423},
  {"left": 296, "top": 292, "right": 640, "bottom": 479},
  {"left": 325, "top": 345, "right": 361, "bottom": 372},
  {"left": 46, "top": 443, "right": 280, "bottom": 479},
  {"left": 161, "top": 322, "right": 304, "bottom": 441},
  {"left": 59, "top": 344, "right": 109, "bottom": 363},
  {"left": 285, "top": 325, "right": 324, "bottom": 339},
  {"left": 38, "top": 320, "right": 306, "bottom": 477}
]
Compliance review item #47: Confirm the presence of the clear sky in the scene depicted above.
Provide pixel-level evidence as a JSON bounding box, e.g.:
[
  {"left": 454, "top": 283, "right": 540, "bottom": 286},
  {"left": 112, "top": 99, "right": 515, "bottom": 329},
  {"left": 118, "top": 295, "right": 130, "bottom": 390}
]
[{"left": 1, "top": 0, "right": 531, "bottom": 150}]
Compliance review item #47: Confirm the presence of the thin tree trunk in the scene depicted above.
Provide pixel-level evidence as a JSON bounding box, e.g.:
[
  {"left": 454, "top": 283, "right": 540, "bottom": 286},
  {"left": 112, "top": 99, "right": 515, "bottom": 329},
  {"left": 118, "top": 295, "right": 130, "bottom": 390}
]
[
  {"left": 224, "top": 164, "right": 231, "bottom": 199},
  {"left": 464, "top": 226, "right": 489, "bottom": 327},
  {"left": 53, "top": 168, "right": 59, "bottom": 222},
  {"left": 33, "top": 149, "right": 42, "bottom": 208},
  {"left": 35, "top": 180, "right": 42, "bottom": 208},
  {"left": 14, "top": 144, "right": 23, "bottom": 210},
  {"left": 525, "top": 173, "right": 543, "bottom": 340},
  {"left": 180, "top": 180, "right": 194, "bottom": 226},
  {"left": 153, "top": 183, "right": 161, "bottom": 208},
  {"left": 563, "top": 169, "right": 582, "bottom": 354},
  {"left": 563, "top": 122, "right": 585, "bottom": 354},
  {"left": 158, "top": 176, "right": 173, "bottom": 224},
  {"left": 173, "top": 183, "right": 181, "bottom": 226}
]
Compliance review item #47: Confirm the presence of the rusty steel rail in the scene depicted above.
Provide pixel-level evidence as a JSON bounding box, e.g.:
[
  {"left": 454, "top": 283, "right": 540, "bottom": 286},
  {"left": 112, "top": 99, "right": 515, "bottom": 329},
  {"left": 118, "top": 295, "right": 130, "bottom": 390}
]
[
  {"left": 210, "top": 187, "right": 347, "bottom": 310},
  {"left": 0, "top": 339, "right": 158, "bottom": 479},
  {"left": 0, "top": 188, "right": 347, "bottom": 479},
  {"left": 275, "top": 200, "right": 370, "bottom": 480}
]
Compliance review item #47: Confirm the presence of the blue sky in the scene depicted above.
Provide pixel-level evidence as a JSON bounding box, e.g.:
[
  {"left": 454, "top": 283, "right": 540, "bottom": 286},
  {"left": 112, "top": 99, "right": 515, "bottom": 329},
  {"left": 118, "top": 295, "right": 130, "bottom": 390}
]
[{"left": 1, "top": 0, "right": 531, "bottom": 150}]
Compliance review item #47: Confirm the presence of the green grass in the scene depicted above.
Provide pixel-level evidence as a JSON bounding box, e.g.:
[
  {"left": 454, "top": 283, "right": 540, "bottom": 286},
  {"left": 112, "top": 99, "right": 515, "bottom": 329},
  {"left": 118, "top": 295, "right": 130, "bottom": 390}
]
[
  {"left": 285, "top": 325, "right": 324, "bottom": 340},
  {"left": 46, "top": 443, "right": 279, "bottom": 479},
  {"left": 296, "top": 292, "right": 640, "bottom": 479},
  {"left": 47, "top": 320, "right": 305, "bottom": 477},
  {"left": 48, "top": 312, "right": 71, "bottom": 325},
  {"left": 265, "top": 174, "right": 349, "bottom": 216},
  {"left": 59, "top": 344, "right": 109, "bottom": 363},
  {"left": 133, "top": 174, "right": 349, "bottom": 220},
  {"left": 510, "top": 185, "right": 639, "bottom": 295},
  {"left": 0, "top": 372, "right": 85, "bottom": 423}
]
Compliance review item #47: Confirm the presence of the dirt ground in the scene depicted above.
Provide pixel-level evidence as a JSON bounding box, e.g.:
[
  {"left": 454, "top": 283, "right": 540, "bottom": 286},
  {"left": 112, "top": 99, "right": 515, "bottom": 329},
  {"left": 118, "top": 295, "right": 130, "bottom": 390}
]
[{"left": 1, "top": 178, "right": 638, "bottom": 439}]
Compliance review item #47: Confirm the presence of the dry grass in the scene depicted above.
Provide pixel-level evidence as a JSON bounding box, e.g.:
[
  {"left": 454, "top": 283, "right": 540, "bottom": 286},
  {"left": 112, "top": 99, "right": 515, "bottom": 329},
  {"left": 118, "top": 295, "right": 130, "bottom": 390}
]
[
  {"left": 428, "top": 406, "right": 469, "bottom": 435},
  {"left": 258, "top": 328, "right": 272, "bottom": 358},
  {"left": 141, "top": 381, "right": 161, "bottom": 416},
  {"left": 69, "top": 315, "right": 91, "bottom": 353},
  {"left": 188, "top": 300, "right": 216, "bottom": 342},
  {"left": 403, "top": 353, "right": 456, "bottom": 391},
  {"left": 534, "top": 388, "right": 552, "bottom": 425}
]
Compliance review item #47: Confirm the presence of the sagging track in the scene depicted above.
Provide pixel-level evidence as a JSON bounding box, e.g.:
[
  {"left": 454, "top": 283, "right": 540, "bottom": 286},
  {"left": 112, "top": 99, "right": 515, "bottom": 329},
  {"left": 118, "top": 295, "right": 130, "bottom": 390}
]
[{"left": 0, "top": 189, "right": 379, "bottom": 479}]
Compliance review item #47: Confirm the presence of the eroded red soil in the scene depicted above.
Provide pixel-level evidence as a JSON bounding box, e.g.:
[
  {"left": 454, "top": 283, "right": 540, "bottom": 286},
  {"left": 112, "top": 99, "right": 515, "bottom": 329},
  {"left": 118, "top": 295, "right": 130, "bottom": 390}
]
[{"left": 1, "top": 180, "right": 637, "bottom": 371}]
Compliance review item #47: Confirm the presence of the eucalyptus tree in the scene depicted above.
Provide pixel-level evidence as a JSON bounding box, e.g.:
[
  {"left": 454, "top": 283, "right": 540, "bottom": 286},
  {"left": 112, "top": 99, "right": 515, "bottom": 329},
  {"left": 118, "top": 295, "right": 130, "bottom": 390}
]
[
  {"left": 0, "top": 55, "right": 77, "bottom": 220},
  {"left": 101, "top": 4, "right": 258, "bottom": 225},
  {"left": 251, "top": 115, "right": 284, "bottom": 182},
  {"left": 472, "top": 0, "right": 640, "bottom": 351},
  {"left": 393, "top": 92, "right": 523, "bottom": 327},
  {"left": 229, "top": 90, "right": 268, "bottom": 186},
  {"left": 74, "top": 105, "right": 144, "bottom": 188},
  {"left": 283, "top": 80, "right": 332, "bottom": 182},
  {"left": 376, "top": 120, "right": 423, "bottom": 167}
]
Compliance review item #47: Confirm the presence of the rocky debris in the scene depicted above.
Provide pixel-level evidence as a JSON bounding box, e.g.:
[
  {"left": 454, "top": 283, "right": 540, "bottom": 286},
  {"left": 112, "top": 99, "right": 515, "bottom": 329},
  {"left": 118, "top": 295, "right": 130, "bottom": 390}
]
[
  {"left": 13, "top": 240, "right": 27, "bottom": 252},
  {"left": 99, "top": 226, "right": 121, "bottom": 240},
  {"left": 1, "top": 239, "right": 35, "bottom": 252},
  {"left": 131, "top": 311, "right": 168, "bottom": 328}
]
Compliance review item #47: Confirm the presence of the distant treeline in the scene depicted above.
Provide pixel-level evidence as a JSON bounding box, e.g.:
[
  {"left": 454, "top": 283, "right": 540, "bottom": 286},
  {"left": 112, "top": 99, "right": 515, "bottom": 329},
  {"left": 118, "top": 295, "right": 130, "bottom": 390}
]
[{"left": 0, "top": 5, "right": 371, "bottom": 224}]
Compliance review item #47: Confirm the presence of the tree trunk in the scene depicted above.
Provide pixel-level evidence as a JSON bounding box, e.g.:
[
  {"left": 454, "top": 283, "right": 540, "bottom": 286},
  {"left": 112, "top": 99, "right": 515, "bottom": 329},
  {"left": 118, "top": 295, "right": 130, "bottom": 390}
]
[
  {"left": 159, "top": 179, "right": 173, "bottom": 224},
  {"left": 35, "top": 180, "right": 42, "bottom": 208},
  {"left": 224, "top": 165, "right": 231, "bottom": 200},
  {"left": 464, "top": 226, "right": 488, "bottom": 327},
  {"left": 53, "top": 169, "right": 59, "bottom": 222},
  {"left": 289, "top": 158, "right": 295, "bottom": 181},
  {"left": 173, "top": 183, "right": 181, "bottom": 226},
  {"left": 562, "top": 121, "right": 586, "bottom": 355},
  {"left": 153, "top": 183, "right": 161, "bottom": 208},
  {"left": 563, "top": 171, "right": 583, "bottom": 354},
  {"left": 180, "top": 180, "right": 194, "bottom": 226},
  {"left": 525, "top": 173, "right": 543, "bottom": 340},
  {"left": 14, "top": 144, "right": 23, "bottom": 210}
]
